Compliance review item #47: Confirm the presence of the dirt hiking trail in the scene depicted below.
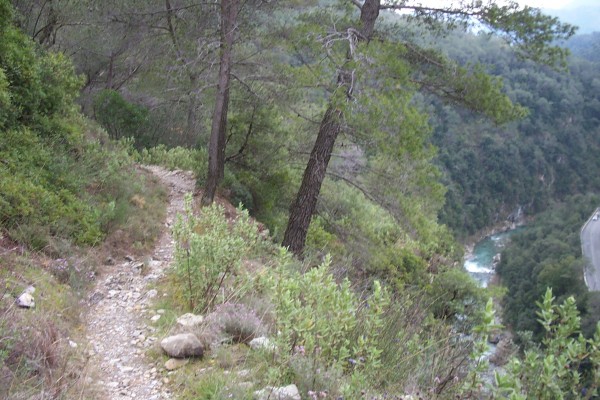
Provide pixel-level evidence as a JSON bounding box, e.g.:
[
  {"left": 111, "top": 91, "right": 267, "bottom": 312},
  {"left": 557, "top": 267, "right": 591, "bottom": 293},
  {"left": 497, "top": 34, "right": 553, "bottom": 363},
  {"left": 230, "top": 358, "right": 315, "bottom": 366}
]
[{"left": 85, "top": 166, "right": 195, "bottom": 400}]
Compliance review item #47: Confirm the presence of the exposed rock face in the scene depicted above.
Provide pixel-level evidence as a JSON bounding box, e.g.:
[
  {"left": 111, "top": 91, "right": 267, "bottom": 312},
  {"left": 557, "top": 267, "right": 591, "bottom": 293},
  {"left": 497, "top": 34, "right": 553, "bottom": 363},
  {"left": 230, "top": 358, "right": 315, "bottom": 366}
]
[
  {"left": 160, "top": 333, "right": 204, "bottom": 358},
  {"left": 254, "top": 384, "right": 301, "bottom": 400}
]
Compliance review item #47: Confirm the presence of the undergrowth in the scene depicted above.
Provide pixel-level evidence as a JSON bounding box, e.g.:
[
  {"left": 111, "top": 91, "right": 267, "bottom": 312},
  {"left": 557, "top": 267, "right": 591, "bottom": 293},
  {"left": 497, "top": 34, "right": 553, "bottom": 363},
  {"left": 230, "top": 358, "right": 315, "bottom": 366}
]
[
  {"left": 155, "top": 198, "right": 483, "bottom": 399},
  {"left": 135, "top": 145, "right": 207, "bottom": 179},
  {"left": 0, "top": 254, "right": 89, "bottom": 399}
]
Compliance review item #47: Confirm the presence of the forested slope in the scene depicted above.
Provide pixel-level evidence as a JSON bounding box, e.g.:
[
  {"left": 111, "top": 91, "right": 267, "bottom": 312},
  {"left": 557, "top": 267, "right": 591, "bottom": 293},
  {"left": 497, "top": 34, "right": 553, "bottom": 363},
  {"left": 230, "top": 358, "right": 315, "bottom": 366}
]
[
  {"left": 4, "top": 0, "right": 600, "bottom": 397},
  {"left": 429, "top": 32, "right": 600, "bottom": 236},
  {"left": 497, "top": 194, "right": 600, "bottom": 341}
]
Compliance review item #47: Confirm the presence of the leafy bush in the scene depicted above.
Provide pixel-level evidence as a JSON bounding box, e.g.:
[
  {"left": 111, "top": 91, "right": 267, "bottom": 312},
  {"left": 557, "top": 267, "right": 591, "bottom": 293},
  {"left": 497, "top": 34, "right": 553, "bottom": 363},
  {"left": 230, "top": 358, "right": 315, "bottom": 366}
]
[
  {"left": 464, "top": 289, "right": 600, "bottom": 399},
  {"left": 0, "top": 1, "right": 160, "bottom": 250},
  {"left": 268, "top": 256, "right": 389, "bottom": 395},
  {"left": 136, "top": 145, "right": 207, "bottom": 177},
  {"left": 0, "top": 127, "right": 104, "bottom": 247},
  {"left": 494, "top": 289, "right": 600, "bottom": 399},
  {"left": 93, "top": 89, "right": 156, "bottom": 147},
  {"left": 172, "top": 194, "right": 262, "bottom": 313}
]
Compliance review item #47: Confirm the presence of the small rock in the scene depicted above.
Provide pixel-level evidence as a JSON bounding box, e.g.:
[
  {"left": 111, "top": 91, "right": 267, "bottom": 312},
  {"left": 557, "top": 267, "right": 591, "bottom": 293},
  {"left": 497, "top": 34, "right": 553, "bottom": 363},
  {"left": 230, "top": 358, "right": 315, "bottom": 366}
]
[
  {"left": 157, "top": 309, "right": 165, "bottom": 314},
  {"left": 237, "top": 369, "right": 251, "bottom": 378},
  {"left": 248, "top": 337, "right": 275, "bottom": 351},
  {"left": 176, "top": 313, "right": 204, "bottom": 328},
  {"left": 254, "top": 384, "right": 301, "bottom": 400},
  {"left": 489, "top": 335, "right": 502, "bottom": 345},
  {"left": 165, "top": 358, "right": 189, "bottom": 371},
  {"left": 160, "top": 333, "right": 204, "bottom": 358},
  {"left": 146, "top": 289, "right": 158, "bottom": 299},
  {"left": 125, "top": 255, "right": 134, "bottom": 262},
  {"left": 132, "top": 262, "right": 144, "bottom": 273},
  {"left": 89, "top": 291, "right": 104, "bottom": 304},
  {"left": 69, "top": 340, "right": 78, "bottom": 348},
  {"left": 16, "top": 292, "right": 35, "bottom": 308},
  {"left": 150, "top": 315, "right": 161, "bottom": 323}
]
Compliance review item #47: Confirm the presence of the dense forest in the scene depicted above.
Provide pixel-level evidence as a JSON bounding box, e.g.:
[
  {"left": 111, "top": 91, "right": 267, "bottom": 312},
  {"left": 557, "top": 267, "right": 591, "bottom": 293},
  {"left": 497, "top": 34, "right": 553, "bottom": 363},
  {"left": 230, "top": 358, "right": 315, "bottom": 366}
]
[
  {"left": 430, "top": 31, "right": 600, "bottom": 236},
  {"left": 497, "top": 194, "right": 600, "bottom": 341},
  {"left": 2, "top": 0, "right": 600, "bottom": 398}
]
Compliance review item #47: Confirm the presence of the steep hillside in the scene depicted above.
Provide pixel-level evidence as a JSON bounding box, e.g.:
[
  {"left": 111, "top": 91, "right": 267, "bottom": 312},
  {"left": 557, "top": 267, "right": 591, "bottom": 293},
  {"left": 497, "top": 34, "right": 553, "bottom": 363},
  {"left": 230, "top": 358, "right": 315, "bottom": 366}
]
[
  {"left": 0, "top": 2, "right": 169, "bottom": 397},
  {"left": 429, "top": 32, "right": 600, "bottom": 237},
  {"left": 3, "top": 1, "right": 600, "bottom": 398}
]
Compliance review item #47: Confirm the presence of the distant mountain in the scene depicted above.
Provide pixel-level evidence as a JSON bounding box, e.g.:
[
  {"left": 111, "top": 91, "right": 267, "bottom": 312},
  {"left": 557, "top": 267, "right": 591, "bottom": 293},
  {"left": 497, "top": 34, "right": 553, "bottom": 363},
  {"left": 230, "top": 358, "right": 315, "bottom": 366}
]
[{"left": 567, "top": 32, "right": 600, "bottom": 62}]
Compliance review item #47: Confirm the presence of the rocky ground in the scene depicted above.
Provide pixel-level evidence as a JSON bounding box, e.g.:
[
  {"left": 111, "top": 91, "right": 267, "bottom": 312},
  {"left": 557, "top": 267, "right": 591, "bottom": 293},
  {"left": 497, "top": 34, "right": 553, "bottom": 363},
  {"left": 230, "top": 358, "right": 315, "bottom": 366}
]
[{"left": 85, "top": 166, "right": 195, "bottom": 400}]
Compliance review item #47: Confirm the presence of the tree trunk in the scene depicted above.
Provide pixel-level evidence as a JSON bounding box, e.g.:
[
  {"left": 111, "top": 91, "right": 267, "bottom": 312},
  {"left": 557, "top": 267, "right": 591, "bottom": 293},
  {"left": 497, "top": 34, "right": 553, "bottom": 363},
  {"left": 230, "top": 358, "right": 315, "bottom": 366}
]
[
  {"left": 282, "top": 107, "right": 343, "bottom": 255},
  {"left": 106, "top": 53, "right": 114, "bottom": 90},
  {"left": 282, "top": 0, "right": 380, "bottom": 257},
  {"left": 202, "top": 0, "right": 239, "bottom": 205}
]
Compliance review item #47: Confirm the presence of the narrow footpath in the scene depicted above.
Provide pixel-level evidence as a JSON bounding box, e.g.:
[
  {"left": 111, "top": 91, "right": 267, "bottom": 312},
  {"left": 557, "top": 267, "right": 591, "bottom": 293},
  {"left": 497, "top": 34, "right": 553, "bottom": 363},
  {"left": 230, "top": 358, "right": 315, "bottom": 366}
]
[{"left": 85, "top": 166, "right": 195, "bottom": 400}]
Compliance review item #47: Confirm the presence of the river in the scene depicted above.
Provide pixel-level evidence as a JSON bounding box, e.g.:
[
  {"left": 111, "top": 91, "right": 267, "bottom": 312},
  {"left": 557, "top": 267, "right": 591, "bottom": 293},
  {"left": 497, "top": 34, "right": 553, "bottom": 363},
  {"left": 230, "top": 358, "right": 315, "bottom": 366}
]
[{"left": 464, "top": 229, "right": 523, "bottom": 287}]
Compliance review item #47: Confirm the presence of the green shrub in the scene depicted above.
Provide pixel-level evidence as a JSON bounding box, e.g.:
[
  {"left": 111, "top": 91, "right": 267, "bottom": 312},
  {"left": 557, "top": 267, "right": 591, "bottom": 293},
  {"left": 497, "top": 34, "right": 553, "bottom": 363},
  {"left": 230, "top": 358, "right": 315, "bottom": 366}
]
[
  {"left": 268, "top": 255, "right": 389, "bottom": 395},
  {"left": 465, "top": 289, "right": 600, "bottom": 399},
  {"left": 136, "top": 145, "right": 207, "bottom": 177},
  {"left": 0, "top": 2, "right": 151, "bottom": 249},
  {"left": 172, "top": 194, "right": 262, "bottom": 313},
  {"left": 493, "top": 288, "right": 600, "bottom": 399},
  {"left": 93, "top": 89, "right": 151, "bottom": 145}
]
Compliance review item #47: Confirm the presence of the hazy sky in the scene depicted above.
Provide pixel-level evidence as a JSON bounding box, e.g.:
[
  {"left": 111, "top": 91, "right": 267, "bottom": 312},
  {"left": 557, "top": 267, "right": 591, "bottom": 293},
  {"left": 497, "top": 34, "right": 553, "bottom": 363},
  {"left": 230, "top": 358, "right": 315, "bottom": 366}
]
[
  {"left": 415, "top": 0, "right": 599, "bottom": 33},
  {"left": 525, "top": 0, "right": 592, "bottom": 9},
  {"left": 418, "top": 0, "right": 597, "bottom": 9}
]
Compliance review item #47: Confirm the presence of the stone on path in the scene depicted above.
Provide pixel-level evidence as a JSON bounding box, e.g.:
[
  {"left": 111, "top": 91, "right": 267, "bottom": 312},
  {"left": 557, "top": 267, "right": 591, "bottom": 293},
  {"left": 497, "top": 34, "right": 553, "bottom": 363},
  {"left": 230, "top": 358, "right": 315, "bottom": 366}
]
[{"left": 160, "top": 333, "right": 204, "bottom": 358}]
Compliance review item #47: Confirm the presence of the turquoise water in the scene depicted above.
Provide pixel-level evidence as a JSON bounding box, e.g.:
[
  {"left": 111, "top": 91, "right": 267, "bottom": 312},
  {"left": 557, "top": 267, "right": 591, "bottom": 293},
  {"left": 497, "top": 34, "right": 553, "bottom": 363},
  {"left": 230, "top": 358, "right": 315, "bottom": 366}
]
[{"left": 464, "top": 229, "right": 523, "bottom": 287}]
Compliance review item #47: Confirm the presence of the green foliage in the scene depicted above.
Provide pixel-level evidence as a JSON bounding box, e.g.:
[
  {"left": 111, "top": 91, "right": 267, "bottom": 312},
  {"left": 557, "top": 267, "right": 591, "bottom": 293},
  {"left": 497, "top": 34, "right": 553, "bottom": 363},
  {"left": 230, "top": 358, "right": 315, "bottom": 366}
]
[
  {"left": 461, "top": 298, "right": 501, "bottom": 397},
  {"left": 482, "top": 4, "right": 576, "bottom": 68},
  {"left": 268, "top": 255, "right": 389, "bottom": 394},
  {"left": 219, "top": 105, "right": 296, "bottom": 235},
  {"left": 172, "top": 194, "right": 262, "bottom": 312},
  {"left": 468, "top": 289, "right": 600, "bottom": 399},
  {"left": 428, "top": 267, "right": 487, "bottom": 324},
  {"left": 432, "top": 31, "right": 600, "bottom": 236},
  {"left": 0, "top": 0, "right": 165, "bottom": 250},
  {"left": 94, "top": 89, "right": 157, "bottom": 148},
  {"left": 177, "top": 369, "right": 253, "bottom": 400},
  {"left": 136, "top": 144, "right": 207, "bottom": 176}
]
